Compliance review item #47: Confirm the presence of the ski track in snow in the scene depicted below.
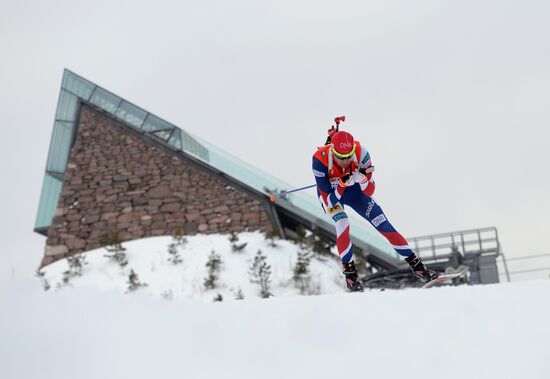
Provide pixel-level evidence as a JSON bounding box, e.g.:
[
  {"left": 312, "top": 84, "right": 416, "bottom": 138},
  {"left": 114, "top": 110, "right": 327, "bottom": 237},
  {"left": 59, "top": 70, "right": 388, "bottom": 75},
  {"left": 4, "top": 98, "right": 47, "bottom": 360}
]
[{"left": 1, "top": 232, "right": 549, "bottom": 379}]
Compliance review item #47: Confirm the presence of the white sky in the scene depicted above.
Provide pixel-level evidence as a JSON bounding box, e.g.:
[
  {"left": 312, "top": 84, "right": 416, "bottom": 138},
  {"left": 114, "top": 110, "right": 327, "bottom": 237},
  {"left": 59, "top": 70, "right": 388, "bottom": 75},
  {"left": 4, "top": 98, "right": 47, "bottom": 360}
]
[{"left": 1, "top": 0, "right": 549, "bottom": 285}]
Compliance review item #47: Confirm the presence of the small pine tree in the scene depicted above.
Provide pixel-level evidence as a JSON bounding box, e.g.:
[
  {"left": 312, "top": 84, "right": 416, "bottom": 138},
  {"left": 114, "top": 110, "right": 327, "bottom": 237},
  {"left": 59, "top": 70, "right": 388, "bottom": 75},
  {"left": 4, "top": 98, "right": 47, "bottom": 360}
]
[
  {"left": 161, "top": 289, "right": 174, "bottom": 301},
  {"left": 35, "top": 269, "right": 50, "bottom": 291},
  {"left": 228, "top": 232, "right": 239, "bottom": 243},
  {"left": 294, "top": 250, "right": 312, "bottom": 277},
  {"left": 102, "top": 233, "right": 128, "bottom": 268},
  {"left": 293, "top": 250, "right": 313, "bottom": 294},
  {"left": 167, "top": 242, "right": 183, "bottom": 265},
  {"left": 174, "top": 228, "right": 188, "bottom": 247},
  {"left": 58, "top": 253, "right": 87, "bottom": 287},
  {"left": 126, "top": 269, "right": 148, "bottom": 292},
  {"left": 204, "top": 250, "right": 223, "bottom": 290},
  {"left": 293, "top": 225, "right": 308, "bottom": 248},
  {"left": 307, "top": 230, "right": 333, "bottom": 256},
  {"left": 264, "top": 227, "right": 279, "bottom": 247},
  {"left": 249, "top": 249, "right": 272, "bottom": 298},
  {"left": 213, "top": 293, "right": 223, "bottom": 302},
  {"left": 67, "top": 253, "right": 87, "bottom": 275},
  {"left": 229, "top": 232, "right": 248, "bottom": 252},
  {"left": 234, "top": 287, "right": 245, "bottom": 300},
  {"left": 231, "top": 241, "right": 248, "bottom": 253}
]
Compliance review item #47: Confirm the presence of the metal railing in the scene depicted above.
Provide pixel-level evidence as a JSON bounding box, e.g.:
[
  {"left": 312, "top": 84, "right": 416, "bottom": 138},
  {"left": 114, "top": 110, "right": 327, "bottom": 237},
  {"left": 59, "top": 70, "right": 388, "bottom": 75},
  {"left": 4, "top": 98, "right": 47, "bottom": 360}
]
[
  {"left": 497, "top": 253, "right": 550, "bottom": 279},
  {"left": 406, "top": 227, "right": 509, "bottom": 284},
  {"left": 407, "top": 227, "right": 501, "bottom": 261}
]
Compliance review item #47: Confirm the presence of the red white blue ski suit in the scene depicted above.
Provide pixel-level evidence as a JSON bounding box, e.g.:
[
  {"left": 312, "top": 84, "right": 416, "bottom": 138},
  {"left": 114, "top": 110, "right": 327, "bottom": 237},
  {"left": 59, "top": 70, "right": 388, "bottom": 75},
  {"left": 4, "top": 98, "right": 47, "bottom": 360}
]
[{"left": 312, "top": 142, "right": 414, "bottom": 264}]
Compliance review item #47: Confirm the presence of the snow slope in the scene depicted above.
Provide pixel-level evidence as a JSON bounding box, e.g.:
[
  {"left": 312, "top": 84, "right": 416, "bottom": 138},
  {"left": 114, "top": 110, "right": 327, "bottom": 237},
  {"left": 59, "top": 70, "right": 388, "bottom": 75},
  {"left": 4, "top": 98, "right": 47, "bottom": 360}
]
[
  {"left": 1, "top": 233, "right": 550, "bottom": 379},
  {"left": 35, "top": 232, "right": 346, "bottom": 301}
]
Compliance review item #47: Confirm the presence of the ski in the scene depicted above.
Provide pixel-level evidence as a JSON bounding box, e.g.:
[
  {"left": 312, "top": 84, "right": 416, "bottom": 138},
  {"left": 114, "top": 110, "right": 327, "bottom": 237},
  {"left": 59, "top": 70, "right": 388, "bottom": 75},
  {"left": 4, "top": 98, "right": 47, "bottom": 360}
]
[{"left": 423, "top": 267, "right": 468, "bottom": 289}]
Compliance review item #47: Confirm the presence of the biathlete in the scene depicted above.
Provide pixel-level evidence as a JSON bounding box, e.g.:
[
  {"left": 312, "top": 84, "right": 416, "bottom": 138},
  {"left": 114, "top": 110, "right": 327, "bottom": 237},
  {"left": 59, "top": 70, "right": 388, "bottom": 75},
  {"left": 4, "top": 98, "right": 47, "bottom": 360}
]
[{"left": 312, "top": 119, "right": 437, "bottom": 291}]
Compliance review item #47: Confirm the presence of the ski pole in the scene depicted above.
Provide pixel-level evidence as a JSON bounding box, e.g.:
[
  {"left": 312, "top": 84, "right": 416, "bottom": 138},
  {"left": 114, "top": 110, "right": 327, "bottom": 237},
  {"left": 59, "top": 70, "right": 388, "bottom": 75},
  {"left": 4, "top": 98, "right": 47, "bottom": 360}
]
[{"left": 269, "top": 184, "right": 317, "bottom": 202}]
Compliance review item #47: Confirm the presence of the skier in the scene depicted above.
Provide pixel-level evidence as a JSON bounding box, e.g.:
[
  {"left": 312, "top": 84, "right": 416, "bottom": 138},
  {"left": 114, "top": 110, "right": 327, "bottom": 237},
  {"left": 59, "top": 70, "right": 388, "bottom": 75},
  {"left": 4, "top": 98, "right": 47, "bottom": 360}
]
[{"left": 312, "top": 120, "right": 437, "bottom": 292}]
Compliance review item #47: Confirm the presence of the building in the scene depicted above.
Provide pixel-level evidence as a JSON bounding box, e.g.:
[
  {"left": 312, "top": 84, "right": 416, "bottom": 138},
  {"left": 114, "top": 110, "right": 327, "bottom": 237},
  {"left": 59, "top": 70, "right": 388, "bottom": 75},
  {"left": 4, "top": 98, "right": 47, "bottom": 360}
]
[{"left": 34, "top": 70, "right": 400, "bottom": 271}]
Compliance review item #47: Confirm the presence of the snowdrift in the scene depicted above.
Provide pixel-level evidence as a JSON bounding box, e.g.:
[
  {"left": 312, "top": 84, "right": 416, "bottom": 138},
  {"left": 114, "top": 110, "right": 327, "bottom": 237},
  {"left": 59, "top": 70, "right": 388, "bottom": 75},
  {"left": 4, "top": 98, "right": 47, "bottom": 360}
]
[
  {"left": 1, "top": 233, "right": 549, "bottom": 379},
  {"left": 35, "top": 232, "right": 347, "bottom": 301}
]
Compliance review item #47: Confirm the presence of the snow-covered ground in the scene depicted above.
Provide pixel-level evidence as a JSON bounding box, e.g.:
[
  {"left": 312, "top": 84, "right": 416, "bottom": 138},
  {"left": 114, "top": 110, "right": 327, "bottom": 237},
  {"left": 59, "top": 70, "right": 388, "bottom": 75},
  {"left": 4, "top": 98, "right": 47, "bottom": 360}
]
[
  {"left": 35, "top": 232, "right": 347, "bottom": 301},
  {"left": 1, "top": 233, "right": 550, "bottom": 379}
]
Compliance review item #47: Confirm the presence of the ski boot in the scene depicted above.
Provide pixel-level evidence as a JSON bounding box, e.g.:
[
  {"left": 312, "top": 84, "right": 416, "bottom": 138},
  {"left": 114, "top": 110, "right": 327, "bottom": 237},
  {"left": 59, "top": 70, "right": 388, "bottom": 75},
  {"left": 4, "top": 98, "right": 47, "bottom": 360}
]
[
  {"left": 343, "top": 261, "right": 364, "bottom": 292},
  {"left": 405, "top": 254, "right": 438, "bottom": 283}
]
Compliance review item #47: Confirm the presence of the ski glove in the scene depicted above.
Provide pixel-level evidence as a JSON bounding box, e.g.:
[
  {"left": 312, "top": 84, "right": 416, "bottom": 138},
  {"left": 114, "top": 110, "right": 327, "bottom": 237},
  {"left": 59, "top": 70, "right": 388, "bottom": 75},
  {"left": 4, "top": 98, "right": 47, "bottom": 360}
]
[
  {"left": 348, "top": 166, "right": 375, "bottom": 186},
  {"left": 339, "top": 166, "right": 375, "bottom": 188},
  {"left": 338, "top": 173, "right": 354, "bottom": 187},
  {"left": 352, "top": 170, "right": 368, "bottom": 184},
  {"left": 355, "top": 166, "right": 375, "bottom": 184}
]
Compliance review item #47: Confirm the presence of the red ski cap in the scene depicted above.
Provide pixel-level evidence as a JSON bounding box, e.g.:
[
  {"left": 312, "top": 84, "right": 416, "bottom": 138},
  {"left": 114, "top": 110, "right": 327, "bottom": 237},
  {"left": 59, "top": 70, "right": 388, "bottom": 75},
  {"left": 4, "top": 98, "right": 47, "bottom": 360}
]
[{"left": 331, "top": 131, "right": 355, "bottom": 159}]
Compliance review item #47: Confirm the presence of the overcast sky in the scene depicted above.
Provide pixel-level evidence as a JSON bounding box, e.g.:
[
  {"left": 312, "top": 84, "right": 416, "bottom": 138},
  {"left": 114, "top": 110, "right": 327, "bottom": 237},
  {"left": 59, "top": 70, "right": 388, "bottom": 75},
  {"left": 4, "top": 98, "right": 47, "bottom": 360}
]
[{"left": 1, "top": 0, "right": 549, "bottom": 286}]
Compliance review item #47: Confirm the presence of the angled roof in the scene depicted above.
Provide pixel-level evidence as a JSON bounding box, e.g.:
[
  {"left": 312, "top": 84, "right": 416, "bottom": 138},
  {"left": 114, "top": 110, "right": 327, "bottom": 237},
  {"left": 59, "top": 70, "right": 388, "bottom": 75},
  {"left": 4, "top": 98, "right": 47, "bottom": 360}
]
[{"left": 35, "top": 69, "right": 399, "bottom": 266}]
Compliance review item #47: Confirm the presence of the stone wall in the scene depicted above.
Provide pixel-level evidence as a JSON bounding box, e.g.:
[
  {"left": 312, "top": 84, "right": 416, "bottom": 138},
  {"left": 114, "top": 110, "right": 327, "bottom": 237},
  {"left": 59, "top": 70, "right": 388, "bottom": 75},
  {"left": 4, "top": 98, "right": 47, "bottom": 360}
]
[{"left": 42, "top": 105, "right": 272, "bottom": 266}]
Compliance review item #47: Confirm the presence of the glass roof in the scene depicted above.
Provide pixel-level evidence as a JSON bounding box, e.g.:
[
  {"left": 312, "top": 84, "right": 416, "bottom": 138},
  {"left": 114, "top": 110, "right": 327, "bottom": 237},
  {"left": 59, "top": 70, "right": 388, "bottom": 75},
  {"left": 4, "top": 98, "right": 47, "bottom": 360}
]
[{"left": 35, "top": 69, "right": 396, "bottom": 260}]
